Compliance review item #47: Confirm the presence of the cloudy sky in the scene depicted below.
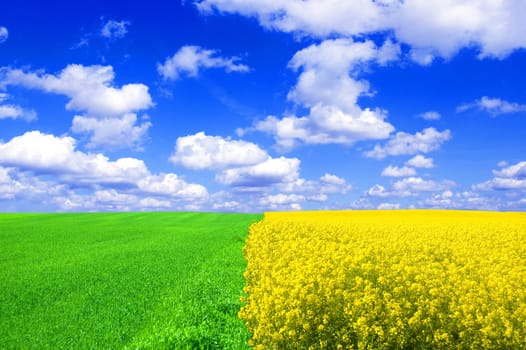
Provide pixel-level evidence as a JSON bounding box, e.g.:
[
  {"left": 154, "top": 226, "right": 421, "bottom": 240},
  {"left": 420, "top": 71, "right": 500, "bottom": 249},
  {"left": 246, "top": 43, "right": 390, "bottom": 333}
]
[{"left": 1, "top": 0, "right": 525, "bottom": 212}]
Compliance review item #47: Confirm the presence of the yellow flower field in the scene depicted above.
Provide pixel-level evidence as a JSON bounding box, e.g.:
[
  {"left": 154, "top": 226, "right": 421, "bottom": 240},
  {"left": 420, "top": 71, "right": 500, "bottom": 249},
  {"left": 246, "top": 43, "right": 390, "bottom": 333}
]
[{"left": 239, "top": 210, "right": 526, "bottom": 349}]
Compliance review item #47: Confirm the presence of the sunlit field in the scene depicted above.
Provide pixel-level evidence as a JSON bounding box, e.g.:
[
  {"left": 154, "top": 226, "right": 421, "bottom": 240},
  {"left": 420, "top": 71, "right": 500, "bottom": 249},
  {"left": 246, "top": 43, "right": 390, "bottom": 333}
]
[
  {"left": 240, "top": 210, "right": 526, "bottom": 349},
  {"left": 0, "top": 212, "right": 261, "bottom": 349}
]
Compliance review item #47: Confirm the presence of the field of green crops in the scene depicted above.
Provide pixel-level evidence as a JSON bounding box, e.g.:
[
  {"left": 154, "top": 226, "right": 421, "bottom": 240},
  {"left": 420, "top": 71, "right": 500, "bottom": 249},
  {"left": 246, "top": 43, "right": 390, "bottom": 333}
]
[{"left": 0, "top": 212, "right": 261, "bottom": 349}]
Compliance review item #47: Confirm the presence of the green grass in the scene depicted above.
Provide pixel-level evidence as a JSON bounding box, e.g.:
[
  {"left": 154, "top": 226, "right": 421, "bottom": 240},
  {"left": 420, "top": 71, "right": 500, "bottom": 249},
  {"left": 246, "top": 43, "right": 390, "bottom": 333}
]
[{"left": 0, "top": 212, "right": 261, "bottom": 349}]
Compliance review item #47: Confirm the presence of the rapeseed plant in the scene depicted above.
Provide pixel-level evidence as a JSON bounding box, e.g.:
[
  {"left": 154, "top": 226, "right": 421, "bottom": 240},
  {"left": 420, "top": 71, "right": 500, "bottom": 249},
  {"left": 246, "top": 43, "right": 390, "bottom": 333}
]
[{"left": 239, "top": 210, "right": 526, "bottom": 349}]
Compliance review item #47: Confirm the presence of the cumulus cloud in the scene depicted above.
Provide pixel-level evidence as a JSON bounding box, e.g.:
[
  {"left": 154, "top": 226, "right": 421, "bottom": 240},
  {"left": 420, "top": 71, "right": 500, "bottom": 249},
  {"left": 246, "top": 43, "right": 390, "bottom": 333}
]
[
  {"left": 0, "top": 166, "right": 66, "bottom": 201},
  {"left": 406, "top": 155, "right": 434, "bottom": 168},
  {"left": 393, "top": 177, "right": 455, "bottom": 194},
  {"left": 0, "top": 26, "right": 7, "bottom": 43},
  {"left": 1, "top": 65, "right": 152, "bottom": 116},
  {"left": 287, "top": 38, "right": 399, "bottom": 109},
  {"left": 137, "top": 173, "right": 208, "bottom": 199},
  {"left": 196, "top": 0, "right": 384, "bottom": 38},
  {"left": 0, "top": 94, "right": 37, "bottom": 121},
  {"left": 216, "top": 156, "right": 300, "bottom": 188},
  {"left": 320, "top": 173, "right": 348, "bottom": 188},
  {"left": 0, "top": 131, "right": 149, "bottom": 185},
  {"left": 278, "top": 173, "right": 352, "bottom": 195},
  {"left": 364, "top": 127, "right": 451, "bottom": 159},
  {"left": 0, "top": 131, "right": 207, "bottom": 204},
  {"left": 417, "top": 190, "right": 526, "bottom": 211},
  {"left": 50, "top": 189, "right": 199, "bottom": 212},
  {"left": 71, "top": 114, "right": 151, "bottom": 150},
  {"left": 0, "top": 167, "right": 23, "bottom": 199},
  {"left": 259, "top": 193, "right": 305, "bottom": 210},
  {"left": 212, "top": 199, "right": 242, "bottom": 211},
  {"left": 252, "top": 107, "right": 394, "bottom": 151},
  {"left": 474, "top": 161, "right": 526, "bottom": 191},
  {"left": 493, "top": 161, "right": 526, "bottom": 179},
  {"left": 0, "top": 105, "right": 36, "bottom": 121},
  {"left": 417, "top": 111, "right": 441, "bottom": 120},
  {"left": 169, "top": 132, "right": 350, "bottom": 206},
  {"left": 246, "top": 38, "right": 397, "bottom": 150},
  {"left": 381, "top": 165, "right": 416, "bottom": 177},
  {"left": 157, "top": 45, "right": 250, "bottom": 80},
  {"left": 457, "top": 96, "right": 526, "bottom": 116},
  {"left": 367, "top": 177, "right": 455, "bottom": 198},
  {"left": 421, "top": 190, "right": 455, "bottom": 208},
  {"left": 1, "top": 64, "right": 153, "bottom": 149},
  {"left": 377, "top": 202, "right": 400, "bottom": 210},
  {"left": 94, "top": 189, "right": 137, "bottom": 206},
  {"left": 196, "top": 0, "right": 526, "bottom": 62},
  {"left": 101, "top": 19, "right": 130, "bottom": 39},
  {"left": 170, "top": 132, "right": 268, "bottom": 170},
  {"left": 366, "top": 184, "right": 392, "bottom": 198},
  {"left": 139, "top": 197, "right": 172, "bottom": 209}
]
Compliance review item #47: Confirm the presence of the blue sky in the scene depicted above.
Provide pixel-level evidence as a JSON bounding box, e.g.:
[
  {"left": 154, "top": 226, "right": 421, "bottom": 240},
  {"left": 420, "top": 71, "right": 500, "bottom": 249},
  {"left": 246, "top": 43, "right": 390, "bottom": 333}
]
[{"left": 0, "top": 0, "right": 525, "bottom": 212}]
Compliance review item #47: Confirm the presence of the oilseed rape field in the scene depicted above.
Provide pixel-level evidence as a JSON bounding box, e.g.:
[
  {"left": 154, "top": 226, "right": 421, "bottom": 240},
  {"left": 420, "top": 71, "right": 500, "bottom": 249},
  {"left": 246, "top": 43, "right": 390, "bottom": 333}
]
[{"left": 240, "top": 210, "right": 526, "bottom": 349}]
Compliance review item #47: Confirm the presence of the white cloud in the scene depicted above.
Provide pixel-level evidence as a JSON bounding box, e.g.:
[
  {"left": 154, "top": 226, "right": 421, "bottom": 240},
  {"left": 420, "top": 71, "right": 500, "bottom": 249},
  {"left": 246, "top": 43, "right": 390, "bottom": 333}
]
[
  {"left": 406, "top": 155, "right": 434, "bottom": 169},
  {"left": 1, "top": 65, "right": 152, "bottom": 117},
  {"left": 51, "top": 190, "right": 138, "bottom": 212},
  {"left": 253, "top": 106, "right": 394, "bottom": 150},
  {"left": 287, "top": 38, "right": 398, "bottom": 109},
  {"left": 0, "top": 93, "right": 37, "bottom": 121},
  {"left": 247, "top": 38, "right": 397, "bottom": 150},
  {"left": 381, "top": 165, "right": 416, "bottom": 177},
  {"left": 0, "top": 131, "right": 149, "bottom": 185},
  {"left": 137, "top": 173, "right": 208, "bottom": 199},
  {"left": 259, "top": 193, "right": 305, "bottom": 206},
  {"left": 365, "top": 127, "right": 451, "bottom": 159},
  {"left": 216, "top": 156, "right": 300, "bottom": 188},
  {"left": 170, "top": 132, "right": 350, "bottom": 205},
  {"left": 196, "top": 0, "right": 384, "bottom": 38},
  {"left": 278, "top": 173, "right": 352, "bottom": 194},
  {"left": 392, "top": 0, "right": 526, "bottom": 62},
  {"left": 0, "top": 131, "right": 209, "bottom": 210},
  {"left": 0, "top": 104, "right": 37, "bottom": 121},
  {"left": 320, "top": 173, "right": 346, "bottom": 186},
  {"left": 421, "top": 190, "right": 455, "bottom": 207},
  {"left": 157, "top": 45, "right": 250, "bottom": 80},
  {"left": 367, "top": 177, "right": 455, "bottom": 198},
  {"left": 393, "top": 177, "right": 455, "bottom": 194},
  {"left": 212, "top": 200, "right": 242, "bottom": 211},
  {"left": 71, "top": 19, "right": 130, "bottom": 50},
  {"left": 366, "top": 184, "right": 391, "bottom": 198},
  {"left": 377, "top": 202, "right": 400, "bottom": 210},
  {"left": 94, "top": 189, "right": 137, "bottom": 205},
  {"left": 493, "top": 161, "right": 526, "bottom": 179},
  {"left": 417, "top": 190, "right": 524, "bottom": 211},
  {"left": 101, "top": 19, "right": 130, "bottom": 39},
  {"left": 0, "top": 166, "right": 66, "bottom": 201},
  {"left": 350, "top": 197, "right": 375, "bottom": 209},
  {"left": 1, "top": 65, "right": 153, "bottom": 149},
  {"left": 50, "top": 185, "right": 204, "bottom": 212},
  {"left": 71, "top": 114, "right": 151, "bottom": 150},
  {"left": 474, "top": 161, "right": 526, "bottom": 191},
  {"left": 170, "top": 132, "right": 268, "bottom": 170},
  {"left": 457, "top": 96, "right": 526, "bottom": 116},
  {"left": 0, "top": 26, "right": 8, "bottom": 43},
  {"left": 197, "top": 0, "right": 526, "bottom": 61},
  {"left": 418, "top": 111, "right": 441, "bottom": 120},
  {"left": 0, "top": 167, "right": 22, "bottom": 199},
  {"left": 139, "top": 197, "right": 172, "bottom": 209}
]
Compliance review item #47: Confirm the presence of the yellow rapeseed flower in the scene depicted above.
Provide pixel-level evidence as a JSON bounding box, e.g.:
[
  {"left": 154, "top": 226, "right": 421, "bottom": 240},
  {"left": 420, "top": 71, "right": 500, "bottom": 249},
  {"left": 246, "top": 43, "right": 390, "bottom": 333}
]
[{"left": 239, "top": 210, "right": 526, "bottom": 349}]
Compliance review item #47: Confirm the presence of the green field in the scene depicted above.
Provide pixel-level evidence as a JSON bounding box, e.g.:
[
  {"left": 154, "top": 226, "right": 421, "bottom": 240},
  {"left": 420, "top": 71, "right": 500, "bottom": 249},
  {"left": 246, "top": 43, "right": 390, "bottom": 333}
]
[{"left": 0, "top": 212, "right": 261, "bottom": 349}]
